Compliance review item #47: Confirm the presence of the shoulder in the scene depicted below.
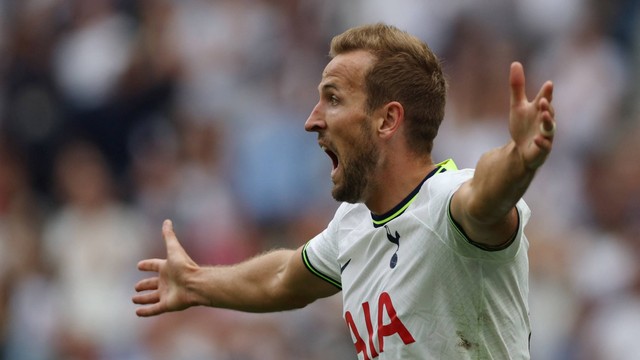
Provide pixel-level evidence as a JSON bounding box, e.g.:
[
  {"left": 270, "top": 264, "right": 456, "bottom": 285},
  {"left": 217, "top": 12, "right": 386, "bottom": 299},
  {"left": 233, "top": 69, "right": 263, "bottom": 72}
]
[
  {"left": 422, "top": 168, "right": 475, "bottom": 202},
  {"left": 408, "top": 168, "right": 475, "bottom": 226},
  {"left": 331, "top": 202, "right": 370, "bottom": 230},
  {"left": 429, "top": 168, "right": 474, "bottom": 188}
]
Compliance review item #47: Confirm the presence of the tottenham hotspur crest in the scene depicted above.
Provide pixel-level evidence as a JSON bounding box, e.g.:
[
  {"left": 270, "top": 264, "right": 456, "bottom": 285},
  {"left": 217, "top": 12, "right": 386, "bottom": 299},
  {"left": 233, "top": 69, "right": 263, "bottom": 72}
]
[{"left": 384, "top": 225, "right": 401, "bottom": 269}]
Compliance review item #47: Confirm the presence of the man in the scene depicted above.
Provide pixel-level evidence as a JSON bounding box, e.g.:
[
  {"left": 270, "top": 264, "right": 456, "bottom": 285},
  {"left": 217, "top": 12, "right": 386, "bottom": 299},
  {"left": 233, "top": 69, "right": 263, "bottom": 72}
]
[{"left": 133, "top": 23, "right": 555, "bottom": 359}]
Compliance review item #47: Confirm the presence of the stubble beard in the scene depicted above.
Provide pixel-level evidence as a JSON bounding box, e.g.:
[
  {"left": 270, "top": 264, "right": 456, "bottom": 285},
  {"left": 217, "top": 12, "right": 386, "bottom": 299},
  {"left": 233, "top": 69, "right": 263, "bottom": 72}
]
[{"left": 331, "top": 127, "right": 379, "bottom": 204}]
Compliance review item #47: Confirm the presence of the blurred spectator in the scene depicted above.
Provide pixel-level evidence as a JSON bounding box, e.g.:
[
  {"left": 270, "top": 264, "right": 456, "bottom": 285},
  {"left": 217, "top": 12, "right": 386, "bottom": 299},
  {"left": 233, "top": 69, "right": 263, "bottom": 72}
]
[
  {"left": 169, "top": 113, "right": 258, "bottom": 265},
  {"left": 527, "top": 0, "right": 629, "bottom": 230},
  {"left": 53, "top": 0, "right": 180, "bottom": 192},
  {"left": 53, "top": 0, "right": 134, "bottom": 110},
  {"left": 433, "top": 14, "right": 517, "bottom": 169},
  {"left": 52, "top": 0, "right": 135, "bottom": 181},
  {"left": 2, "top": 0, "right": 64, "bottom": 196},
  {"left": 566, "top": 124, "right": 640, "bottom": 359},
  {"left": 39, "top": 139, "right": 149, "bottom": 359},
  {"left": 128, "top": 118, "right": 181, "bottom": 245},
  {"left": 514, "top": 0, "right": 584, "bottom": 48},
  {"left": 0, "top": 137, "right": 47, "bottom": 359}
]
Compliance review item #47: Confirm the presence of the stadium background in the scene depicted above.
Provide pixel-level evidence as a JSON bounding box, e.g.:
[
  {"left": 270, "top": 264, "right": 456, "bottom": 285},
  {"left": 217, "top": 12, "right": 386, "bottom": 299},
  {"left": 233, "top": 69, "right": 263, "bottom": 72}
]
[{"left": 0, "top": 0, "right": 639, "bottom": 359}]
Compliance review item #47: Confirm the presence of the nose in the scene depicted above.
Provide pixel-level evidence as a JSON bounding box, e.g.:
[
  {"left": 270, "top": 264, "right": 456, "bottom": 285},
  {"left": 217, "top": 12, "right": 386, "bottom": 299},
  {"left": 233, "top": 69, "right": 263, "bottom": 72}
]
[{"left": 304, "top": 102, "right": 326, "bottom": 132}]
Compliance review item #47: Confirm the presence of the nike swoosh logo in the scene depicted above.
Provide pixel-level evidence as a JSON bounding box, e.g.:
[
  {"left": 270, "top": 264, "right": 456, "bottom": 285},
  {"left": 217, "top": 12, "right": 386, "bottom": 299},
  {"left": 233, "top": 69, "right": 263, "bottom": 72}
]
[{"left": 340, "top": 259, "right": 351, "bottom": 274}]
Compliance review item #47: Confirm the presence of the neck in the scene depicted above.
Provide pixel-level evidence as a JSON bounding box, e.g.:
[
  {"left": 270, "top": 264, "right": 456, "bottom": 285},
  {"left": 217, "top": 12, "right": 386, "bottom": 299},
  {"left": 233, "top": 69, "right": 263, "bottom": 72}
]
[{"left": 365, "top": 156, "right": 436, "bottom": 215}]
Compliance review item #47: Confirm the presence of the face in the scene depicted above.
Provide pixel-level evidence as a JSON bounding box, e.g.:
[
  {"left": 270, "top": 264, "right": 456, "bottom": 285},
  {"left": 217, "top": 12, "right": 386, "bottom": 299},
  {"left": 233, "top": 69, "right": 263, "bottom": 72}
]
[{"left": 305, "top": 50, "right": 380, "bottom": 203}]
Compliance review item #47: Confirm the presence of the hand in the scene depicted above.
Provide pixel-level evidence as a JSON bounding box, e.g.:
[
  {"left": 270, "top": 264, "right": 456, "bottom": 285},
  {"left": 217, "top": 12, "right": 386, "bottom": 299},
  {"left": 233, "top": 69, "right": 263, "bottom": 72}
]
[
  {"left": 508, "top": 61, "right": 555, "bottom": 170},
  {"left": 133, "top": 220, "right": 199, "bottom": 317}
]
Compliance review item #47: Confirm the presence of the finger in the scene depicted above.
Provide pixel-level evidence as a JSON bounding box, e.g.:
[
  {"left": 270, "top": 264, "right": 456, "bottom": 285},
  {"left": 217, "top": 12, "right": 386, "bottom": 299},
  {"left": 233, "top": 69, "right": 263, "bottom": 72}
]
[
  {"left": 136, "top": 303, "right": 165, "bottom": 317},
  {"left": 533, "top": 136, "right": 553, "bottom": 154},
  {"left": 538, "top": 98, "right": 556, "bottom": 138},
  {"left": 540, "top": 98, "right": 555, "bottom": 120},
  {"left": 534, "top": 80, "right": 554, "bottom": 104},
  {"left": 138, "top": 258, "right": 164, "bottom": 272},
  {"left": 544, "top": 81, "right": 553, "bottom": 102},
  {"left": 538, "top": 96, "right": 552, "bottom": 116},
  {"left": 510, "top": 61, "right": 526, "bottom": 106},
  {"left": 547, "top": 103, "right": 555, "bottom": 119},
  {"left": 135, "top": 277, "right": 159, "bottom": 292},
  {"left": 132, "top": 290, "right": 160, "bottom": 305}
]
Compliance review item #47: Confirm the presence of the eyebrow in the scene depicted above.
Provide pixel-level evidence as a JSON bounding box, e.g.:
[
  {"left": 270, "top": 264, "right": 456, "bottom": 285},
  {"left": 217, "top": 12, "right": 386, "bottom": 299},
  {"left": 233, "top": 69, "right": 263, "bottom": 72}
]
[
  {"left": 319, "top": 82, "right": 338, "bottom": 92},
  {"left": 318, "top": 82, "right": 341, "bottom": 97}
]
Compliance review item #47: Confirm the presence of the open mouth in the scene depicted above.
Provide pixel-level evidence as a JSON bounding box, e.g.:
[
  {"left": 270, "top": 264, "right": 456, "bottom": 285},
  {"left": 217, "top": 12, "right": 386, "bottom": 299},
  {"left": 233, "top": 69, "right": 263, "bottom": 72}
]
[{"left": 321, "top": 145, "right": 339, "bottom": 174}]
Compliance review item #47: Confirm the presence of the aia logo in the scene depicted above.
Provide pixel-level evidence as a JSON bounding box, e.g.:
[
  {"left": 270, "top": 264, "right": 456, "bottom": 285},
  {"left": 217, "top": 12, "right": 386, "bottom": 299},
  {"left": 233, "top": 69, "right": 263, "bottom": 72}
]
[
  {"left": 344, "top": 292, "right": 416, "bottom": 359},
  {"left": 384, "top": 225, "right": 400, "bottom": 268}
]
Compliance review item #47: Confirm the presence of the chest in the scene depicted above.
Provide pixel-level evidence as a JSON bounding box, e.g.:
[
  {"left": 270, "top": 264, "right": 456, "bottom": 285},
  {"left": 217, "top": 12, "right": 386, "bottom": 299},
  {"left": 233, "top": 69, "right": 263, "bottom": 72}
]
[{"left": 337, "top": 217, "right": 452, "bottom": 312}]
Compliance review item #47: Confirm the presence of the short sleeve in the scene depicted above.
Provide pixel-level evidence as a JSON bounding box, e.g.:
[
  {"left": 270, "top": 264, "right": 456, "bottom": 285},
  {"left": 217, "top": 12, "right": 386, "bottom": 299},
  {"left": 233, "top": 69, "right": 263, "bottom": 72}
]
[
  {"left": 446, "top": 197, "right": 531, "bottom": 261},
  {"left": 301, "top": 206, "right": 346, "bottom": 289},
  {"left": 425, "top": 169, "right": 531, "bottom": 261}
]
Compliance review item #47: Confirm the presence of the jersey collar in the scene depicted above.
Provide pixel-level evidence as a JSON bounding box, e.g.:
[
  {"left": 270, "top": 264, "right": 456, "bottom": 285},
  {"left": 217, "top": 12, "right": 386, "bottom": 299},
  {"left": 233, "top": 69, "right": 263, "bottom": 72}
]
[{"left": 370, "top": 159, "right": 457, "bottom": 228}]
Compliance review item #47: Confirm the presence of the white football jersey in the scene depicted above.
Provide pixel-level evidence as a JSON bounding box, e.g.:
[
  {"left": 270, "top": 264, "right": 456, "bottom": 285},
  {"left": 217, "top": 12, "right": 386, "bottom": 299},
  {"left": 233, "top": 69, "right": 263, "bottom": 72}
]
[{"left": 303, "top": 160, "right": 531, "bottom": 359}]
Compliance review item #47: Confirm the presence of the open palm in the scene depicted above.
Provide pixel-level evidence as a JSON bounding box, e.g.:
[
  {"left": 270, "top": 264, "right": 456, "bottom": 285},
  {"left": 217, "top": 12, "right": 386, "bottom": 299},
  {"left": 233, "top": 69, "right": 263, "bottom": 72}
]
[
  {"left": 508, "top": 62, "right": 555, "bottom": 170},
  {"left": 133, "top": 220, "right": 198, "bottom": 317}
]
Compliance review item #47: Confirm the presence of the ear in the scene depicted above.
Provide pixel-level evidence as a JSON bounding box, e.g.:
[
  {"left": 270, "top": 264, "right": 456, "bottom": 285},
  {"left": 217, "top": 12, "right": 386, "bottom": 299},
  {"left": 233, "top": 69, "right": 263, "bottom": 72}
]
[{"left": 377, "top": 101, "right": 404, "bottom": 139}]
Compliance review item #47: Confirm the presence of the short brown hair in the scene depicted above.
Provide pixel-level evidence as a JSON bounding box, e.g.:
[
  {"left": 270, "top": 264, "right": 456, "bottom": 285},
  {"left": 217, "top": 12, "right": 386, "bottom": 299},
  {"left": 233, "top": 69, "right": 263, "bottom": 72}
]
[{"left": 330, "top": 23, "right": 447, "bottom": 154}]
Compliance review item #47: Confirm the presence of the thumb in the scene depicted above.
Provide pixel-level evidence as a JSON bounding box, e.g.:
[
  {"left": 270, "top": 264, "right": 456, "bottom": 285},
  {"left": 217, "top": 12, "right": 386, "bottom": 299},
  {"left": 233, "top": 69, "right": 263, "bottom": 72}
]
[
  {"left": 162, "top": 219, "right": 183, "bottom": 253},
  {"left": 509, "top": 61, "right": 526, "bottom": 107}
]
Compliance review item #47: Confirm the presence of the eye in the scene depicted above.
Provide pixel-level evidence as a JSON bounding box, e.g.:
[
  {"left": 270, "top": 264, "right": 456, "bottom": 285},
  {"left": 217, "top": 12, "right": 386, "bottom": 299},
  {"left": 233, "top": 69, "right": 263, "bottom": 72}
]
[{"left": 329, "top": 95, "right": 339, "bottom": 106}]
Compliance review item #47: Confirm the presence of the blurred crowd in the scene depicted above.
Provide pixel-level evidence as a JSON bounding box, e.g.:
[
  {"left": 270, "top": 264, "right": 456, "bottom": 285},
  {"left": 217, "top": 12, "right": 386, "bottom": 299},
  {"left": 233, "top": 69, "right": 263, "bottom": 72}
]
[{"left": 0, "top": 0, "right": 638, "bottom": 359}]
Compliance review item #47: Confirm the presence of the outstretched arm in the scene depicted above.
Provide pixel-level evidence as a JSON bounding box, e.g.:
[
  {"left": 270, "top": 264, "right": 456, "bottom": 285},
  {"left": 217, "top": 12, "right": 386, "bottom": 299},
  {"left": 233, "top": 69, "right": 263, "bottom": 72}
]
[
  {"left": 133, "top": 220, "right": 339, "bottom": 317},
  {"left": 450, "top": 62, "right": 555, "bottom": 247}
]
